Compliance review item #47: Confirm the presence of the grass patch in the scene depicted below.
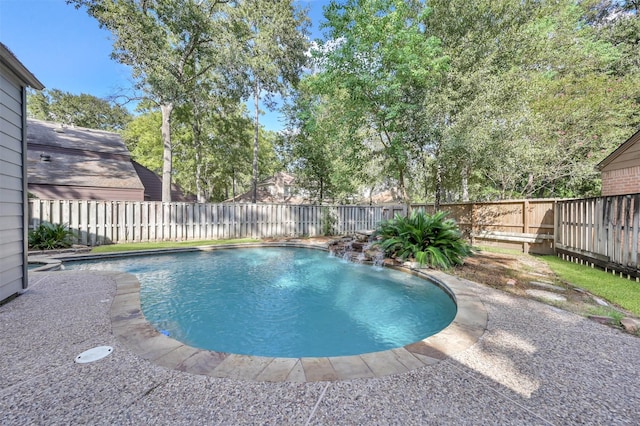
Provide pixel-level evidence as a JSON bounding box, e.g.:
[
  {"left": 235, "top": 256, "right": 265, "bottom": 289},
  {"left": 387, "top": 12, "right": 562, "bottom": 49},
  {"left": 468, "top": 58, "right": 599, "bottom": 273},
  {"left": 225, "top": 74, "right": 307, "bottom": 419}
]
[
  {"left": 541, "top": 255, "right": 640, "bottom": 316},
  {"left": 586, "top": 306, "right": 625, "bottom": 324},
  {"left": 90, "top": 238, "right": 261, "bottom": 253},
  {"left": 474, "top": 245, "right": 523, "bottom": 256}
]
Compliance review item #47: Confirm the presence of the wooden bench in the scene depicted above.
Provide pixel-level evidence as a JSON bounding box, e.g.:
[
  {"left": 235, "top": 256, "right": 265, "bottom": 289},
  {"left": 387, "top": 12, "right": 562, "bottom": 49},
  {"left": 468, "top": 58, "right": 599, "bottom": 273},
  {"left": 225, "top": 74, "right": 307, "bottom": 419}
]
[{"left": 471, "top": 231, "right": 554, "bottom": 253}]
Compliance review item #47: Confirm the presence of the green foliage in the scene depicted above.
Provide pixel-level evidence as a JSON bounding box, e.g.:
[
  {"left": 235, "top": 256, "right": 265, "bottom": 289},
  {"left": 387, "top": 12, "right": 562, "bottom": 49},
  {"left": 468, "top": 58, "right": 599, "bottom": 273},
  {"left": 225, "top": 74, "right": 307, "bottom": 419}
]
[
  {"left": 321, "top": 207, "right": 337, "bottom": 236},
  {"left": 375, "top": 210, "right": 471, "bottom": 269},
  {"left": 27, "top": 88, "right": 131, "bottom": 131},
  {"left": 233, "top": 0, "right": 310, "bottom": 202},
  {"left": 307, "top": 0, "right": 640, "bottom": 203},
  {"left": 541, "top": 255, "right": 640, "bottom": 316},
  {"left": 64, "top": 0, "right": 640, "bottom": 202},
  {"left": 70, "top": 0, "right": 243, "bottom": 201},
  {"left": 71, "top": 0, "right": 309, "bottom": 202},
  {"left": 172, "top": 105, "right": 279, "bottom": 202},
  {"left": 315, "top": 0, "right": 447, "bottom": 204},
  {"left": 28, "top": 223, "right": 75, "bottom": 250},
  {"left": 280, "top": 77, "right": 367, "bottom": 203},
  {"left": 122, "top": 111, "right": 164, "bottom": 173}
]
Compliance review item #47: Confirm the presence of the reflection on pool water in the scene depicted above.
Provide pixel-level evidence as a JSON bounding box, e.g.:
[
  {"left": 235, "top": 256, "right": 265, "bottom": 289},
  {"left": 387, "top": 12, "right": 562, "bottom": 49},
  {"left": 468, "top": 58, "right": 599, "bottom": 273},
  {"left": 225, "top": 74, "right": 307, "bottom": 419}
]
[{"left": 66, "top": 247, "right": 457, "bottom": 358}]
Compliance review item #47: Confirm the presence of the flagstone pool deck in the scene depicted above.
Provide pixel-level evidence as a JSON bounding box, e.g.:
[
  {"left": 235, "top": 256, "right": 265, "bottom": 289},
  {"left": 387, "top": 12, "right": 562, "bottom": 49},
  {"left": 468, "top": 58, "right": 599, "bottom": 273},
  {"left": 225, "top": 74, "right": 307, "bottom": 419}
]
[{"left": 2, "top": 265, "right": 640, "bottom": 424}]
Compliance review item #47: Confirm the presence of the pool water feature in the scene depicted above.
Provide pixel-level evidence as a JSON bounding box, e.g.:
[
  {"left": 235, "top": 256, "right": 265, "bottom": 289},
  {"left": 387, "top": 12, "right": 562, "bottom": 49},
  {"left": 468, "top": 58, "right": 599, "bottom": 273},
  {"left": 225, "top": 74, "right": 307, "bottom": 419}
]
[{"left": 66, "top": 247, "right": 457, "bottom": 358}]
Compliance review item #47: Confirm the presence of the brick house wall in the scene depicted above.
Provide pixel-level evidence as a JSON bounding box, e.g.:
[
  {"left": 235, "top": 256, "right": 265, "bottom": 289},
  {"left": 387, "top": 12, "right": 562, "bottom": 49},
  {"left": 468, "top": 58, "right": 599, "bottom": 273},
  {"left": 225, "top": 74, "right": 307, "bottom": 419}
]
[
  {"left": 598, "top": 129, "right": 640, "bottom": 196},
  {"left": 601, "top": 166, "right": 640, "bottom": 196}
]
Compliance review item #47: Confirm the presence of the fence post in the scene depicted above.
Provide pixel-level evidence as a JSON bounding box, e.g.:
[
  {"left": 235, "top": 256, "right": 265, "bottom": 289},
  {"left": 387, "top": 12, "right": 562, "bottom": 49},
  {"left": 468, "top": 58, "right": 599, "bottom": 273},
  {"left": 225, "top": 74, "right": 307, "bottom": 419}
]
[
  {"left": 470, "top": 203, "right": 476, "bottom": 246},
  {"left": 553, "top": 200, "right": 560, "bottom": 252},
  {"left": 523, "top": 200, "right": 530, "bottom": 254}
]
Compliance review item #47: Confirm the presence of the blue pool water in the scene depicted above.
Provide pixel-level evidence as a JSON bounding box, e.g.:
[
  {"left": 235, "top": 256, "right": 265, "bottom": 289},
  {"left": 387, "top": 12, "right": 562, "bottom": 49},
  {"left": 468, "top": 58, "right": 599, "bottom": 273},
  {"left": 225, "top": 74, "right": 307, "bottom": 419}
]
[{"left": 66, "top": 247, "right": 457, "bottom": 358}]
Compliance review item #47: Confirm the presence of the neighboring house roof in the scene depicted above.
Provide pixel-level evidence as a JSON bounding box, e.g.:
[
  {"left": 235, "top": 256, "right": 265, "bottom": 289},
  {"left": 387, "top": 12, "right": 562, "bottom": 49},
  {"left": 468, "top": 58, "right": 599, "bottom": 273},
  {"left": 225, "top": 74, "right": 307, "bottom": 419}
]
[
  {"left": 366, "top": 188, "right": 403, "bottom": 204},
  {"left": 597, "top": 128, "right": 640, "bottom": 171},
  {"left": 259, "top": 171, "right": 296, "bottom": 187},
  {"left": 131, "top": 160, "right": 195, "bottom": 202},
  {"left": 27, "top": 118, "right": 145, "bottom": 195},
  {"left": 0, "top": 43, "right": 44, "bottom": 90},
  {"left": 227, "top": 171, "right": 306, "bottom": 203}
]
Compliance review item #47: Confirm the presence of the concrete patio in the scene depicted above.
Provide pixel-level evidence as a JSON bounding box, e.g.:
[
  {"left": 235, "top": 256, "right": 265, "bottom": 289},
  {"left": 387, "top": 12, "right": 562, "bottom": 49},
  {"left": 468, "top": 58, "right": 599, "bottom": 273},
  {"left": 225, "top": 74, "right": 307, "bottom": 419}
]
[{"left": 1, "top": 268, "right": 639, "bottom": 425}]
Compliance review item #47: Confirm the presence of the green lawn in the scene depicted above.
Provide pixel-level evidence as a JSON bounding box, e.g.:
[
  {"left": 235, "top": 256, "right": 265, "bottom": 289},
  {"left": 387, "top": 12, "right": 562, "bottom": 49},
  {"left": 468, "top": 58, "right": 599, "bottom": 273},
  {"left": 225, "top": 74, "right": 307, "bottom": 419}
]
[
  {"left": 90, "top": 238, "right": 261, "bottom": 253},
  {"left": 474, "top": 245, "right": 523, "bottom": 256},
  {"left": 541, "top": 255, "right": 640, "bottom": 316}
]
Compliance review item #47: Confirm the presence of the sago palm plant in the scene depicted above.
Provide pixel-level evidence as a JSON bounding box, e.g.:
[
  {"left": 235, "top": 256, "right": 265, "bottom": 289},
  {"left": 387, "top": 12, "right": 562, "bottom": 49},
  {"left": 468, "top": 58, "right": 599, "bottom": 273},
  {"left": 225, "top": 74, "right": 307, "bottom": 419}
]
[
  {"left": 374, "top": 210, "right": 471, "bottom": 269},
  {"left": 28, "top": 222, "right": 75, "bottom": 250}
]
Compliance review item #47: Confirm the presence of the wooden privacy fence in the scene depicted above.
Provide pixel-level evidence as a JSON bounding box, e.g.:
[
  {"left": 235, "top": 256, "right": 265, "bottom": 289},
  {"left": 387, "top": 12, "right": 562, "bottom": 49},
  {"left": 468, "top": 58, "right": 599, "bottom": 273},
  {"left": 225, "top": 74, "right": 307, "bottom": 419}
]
[
  {"left": 555, "top": 194, "right": 640, "bottom": 278},
  {"left": 28, "top": 200, "right": 406, "bottom": 246},
  {"left": 26, "top": 196, "right": 640, "bottom": 278},
  {"left": 411, "top": 199, "right": 556, "bottom": 254}
]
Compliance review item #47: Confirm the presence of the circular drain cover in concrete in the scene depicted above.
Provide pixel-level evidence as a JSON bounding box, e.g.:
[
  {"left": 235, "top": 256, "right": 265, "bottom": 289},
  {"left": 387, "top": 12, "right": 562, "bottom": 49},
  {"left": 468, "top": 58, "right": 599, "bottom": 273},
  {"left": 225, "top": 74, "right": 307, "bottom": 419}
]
[{"left": 75, "top": 346, "right": 113, "bottom": 364}]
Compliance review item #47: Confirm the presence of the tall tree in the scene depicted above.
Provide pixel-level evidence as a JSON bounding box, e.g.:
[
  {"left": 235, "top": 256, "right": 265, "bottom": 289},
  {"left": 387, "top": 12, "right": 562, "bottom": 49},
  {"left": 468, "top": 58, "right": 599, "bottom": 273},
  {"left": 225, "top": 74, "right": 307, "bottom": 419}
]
[
  {"left": 68, "top": 0, "right": 234, "bottom": 201},
  {"left": 234, "top": 0, "right": 309, "bottom": 203},
  {"left": 416, "top": 0, "right": 638, "bottom": 201},
  {"left": 281, "top": 77, "right": 368, "bottom": 203},
  {"left": 317, "top": 0, "right": 447, "bottom": 205},
  {"left": 27, "top": 88, "right": 131, "bottom": 131}
]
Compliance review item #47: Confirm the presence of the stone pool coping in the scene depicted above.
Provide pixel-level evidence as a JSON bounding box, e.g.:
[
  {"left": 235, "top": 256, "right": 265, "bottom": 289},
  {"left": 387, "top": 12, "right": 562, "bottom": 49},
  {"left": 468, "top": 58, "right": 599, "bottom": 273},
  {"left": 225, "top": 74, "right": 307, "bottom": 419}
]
[{"left": 52, "top": 242, "right": 487, "bottom": 382}]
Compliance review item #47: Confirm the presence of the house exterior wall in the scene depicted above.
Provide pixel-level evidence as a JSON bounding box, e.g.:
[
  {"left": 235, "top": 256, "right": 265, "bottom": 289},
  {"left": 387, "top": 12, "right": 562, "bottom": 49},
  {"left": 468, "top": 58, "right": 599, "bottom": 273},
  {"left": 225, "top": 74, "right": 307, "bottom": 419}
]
[
  {"left": 130, "top": 160, "right": 195, "bottom": 202},
  {"left": 28, "top": 184, "right": 145, "bottom": 201},
  {"left": 0, "top": 62, "right": 28, "bottom": 301},
  {"left": 601, "top": 166, "right": 640, "bottom": 196},
  {"left": 600, "top": 134, "right": 640, "bottom": 196}
]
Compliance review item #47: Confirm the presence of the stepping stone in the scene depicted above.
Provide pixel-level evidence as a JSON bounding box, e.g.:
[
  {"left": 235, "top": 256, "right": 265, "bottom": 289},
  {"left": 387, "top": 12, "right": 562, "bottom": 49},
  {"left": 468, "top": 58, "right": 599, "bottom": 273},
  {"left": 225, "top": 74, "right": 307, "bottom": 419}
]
[
  {"left": 588, "top": 315, "right": 616, "bottom": 325},
  {"left": 529, "top": 272, "right": 550, "bottom": 278},
  {"left": 621, "top": 318, "right": 639, "bottom": 333},
  {"left": 593, "top": 297, "right": 609, "bottom": 306},
  {"left": 529, "top": 281, "right": 565, "bottom": 291},
  {"left": 525, "top": 289, "right": 567, "bottom": 303}
]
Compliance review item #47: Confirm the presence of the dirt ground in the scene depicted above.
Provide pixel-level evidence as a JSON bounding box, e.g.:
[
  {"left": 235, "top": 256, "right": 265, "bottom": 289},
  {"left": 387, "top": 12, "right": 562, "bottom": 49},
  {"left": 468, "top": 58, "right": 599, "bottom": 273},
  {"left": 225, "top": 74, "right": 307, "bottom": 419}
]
[
  {"left": 451, "top": 248, "right": 638, "bottom": 330},
  {"left": 453, "top": 248, "right": 557, "bottom": 290}
]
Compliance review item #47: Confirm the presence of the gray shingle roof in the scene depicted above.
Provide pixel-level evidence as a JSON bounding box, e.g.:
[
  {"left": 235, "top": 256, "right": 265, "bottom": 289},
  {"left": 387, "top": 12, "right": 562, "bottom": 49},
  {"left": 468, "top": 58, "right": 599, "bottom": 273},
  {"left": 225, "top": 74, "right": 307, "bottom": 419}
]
[{"left": 27, "top": 118, "right": 144, "bottom": 190}]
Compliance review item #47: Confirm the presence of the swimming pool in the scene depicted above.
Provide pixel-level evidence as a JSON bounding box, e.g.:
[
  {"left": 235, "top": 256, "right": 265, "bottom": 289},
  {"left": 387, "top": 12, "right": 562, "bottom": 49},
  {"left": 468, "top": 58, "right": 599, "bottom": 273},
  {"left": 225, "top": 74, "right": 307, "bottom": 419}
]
[{"left": 65, "top": 247, "right": 457, "bottom": 358}]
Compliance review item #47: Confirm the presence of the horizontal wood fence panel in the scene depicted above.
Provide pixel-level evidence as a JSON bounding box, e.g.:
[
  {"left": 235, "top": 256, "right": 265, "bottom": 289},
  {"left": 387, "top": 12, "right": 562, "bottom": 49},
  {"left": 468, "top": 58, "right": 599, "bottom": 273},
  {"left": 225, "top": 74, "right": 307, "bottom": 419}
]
[
  {"left": 28, "top": 200, "right": 406, "bottom": 246},
  {"left": 412, "top": 200, "right": 556, "bottom": 254}
]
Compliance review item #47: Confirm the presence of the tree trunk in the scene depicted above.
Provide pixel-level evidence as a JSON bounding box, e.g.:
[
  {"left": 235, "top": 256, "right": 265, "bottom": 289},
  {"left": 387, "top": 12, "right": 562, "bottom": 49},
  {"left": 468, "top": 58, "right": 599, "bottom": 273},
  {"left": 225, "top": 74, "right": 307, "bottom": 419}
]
[
  {"left": 161, "top": 103, "right": 174, "bottom": 202},
  {"left": 232, "top": 168, "right": 236, "bottom": 201},
  {"left": 524, "top": 172, "right": 535, "bottom": 198},
  {"left": 398, "top": 167, "right": 410, "bottom": 206},
  {"left": 192, "top": 120, "right": 205, "bottom": 203},
  {"left": 435, "top": 161, "right": 443, "bottom": 211},
  {"left": 251, "top": 80, "right": 260, "bottom": 204},
  {"left": 381, "top": 129, "right": 410, "bottom": 207},
  {"left": 421, "top": 152, "right": 429, "bottom": 203},
  {"left": 462, "top": 165, "right": 469, "bottom": 202}
]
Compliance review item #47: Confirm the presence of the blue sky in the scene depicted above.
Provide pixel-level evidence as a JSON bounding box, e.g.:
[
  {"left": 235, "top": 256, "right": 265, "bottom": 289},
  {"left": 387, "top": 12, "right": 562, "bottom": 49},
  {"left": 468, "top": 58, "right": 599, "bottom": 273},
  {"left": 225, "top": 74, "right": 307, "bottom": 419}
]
[{"left": 0, "top": 0, "right": 330, "bottom": 131}]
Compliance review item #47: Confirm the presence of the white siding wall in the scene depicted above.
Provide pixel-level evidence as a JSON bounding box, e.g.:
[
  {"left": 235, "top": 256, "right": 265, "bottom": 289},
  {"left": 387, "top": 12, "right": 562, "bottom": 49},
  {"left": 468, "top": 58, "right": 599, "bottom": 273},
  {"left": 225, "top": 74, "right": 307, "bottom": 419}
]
[{"left": 0, "top": 62, "right": 27, "bottom": 301}]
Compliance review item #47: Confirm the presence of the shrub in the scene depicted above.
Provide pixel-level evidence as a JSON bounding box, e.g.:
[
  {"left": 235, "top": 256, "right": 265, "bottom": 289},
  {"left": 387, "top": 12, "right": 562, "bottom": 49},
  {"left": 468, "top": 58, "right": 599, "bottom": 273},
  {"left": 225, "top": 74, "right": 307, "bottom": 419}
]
[
  {"left": 374, "top": 210, "right": 471, "bottom": 269},
  {"left": 322, "top": 207, "right": 337, "bottom": 236},
  {"left": 28, "top": 222, "right": 75, "bottom": 250}
]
